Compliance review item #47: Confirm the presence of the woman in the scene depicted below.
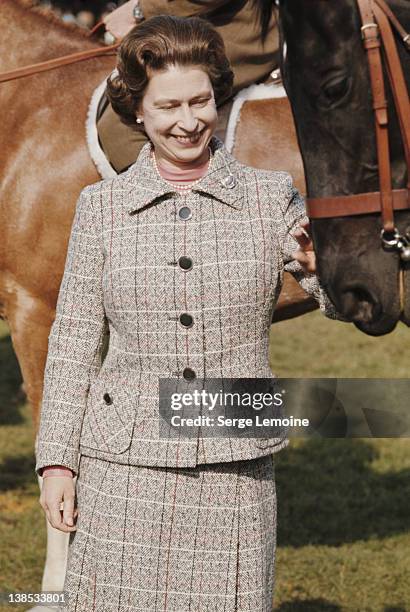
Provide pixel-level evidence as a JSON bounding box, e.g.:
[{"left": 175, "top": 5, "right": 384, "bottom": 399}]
[{"left": 36, "top": 15, "right": 341, "bottom": 611}]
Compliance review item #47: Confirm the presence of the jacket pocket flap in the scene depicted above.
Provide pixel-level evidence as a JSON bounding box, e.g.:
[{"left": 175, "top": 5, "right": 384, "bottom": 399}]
[{"left": 80, "top": 377, "right": 140, "bottom": 454}]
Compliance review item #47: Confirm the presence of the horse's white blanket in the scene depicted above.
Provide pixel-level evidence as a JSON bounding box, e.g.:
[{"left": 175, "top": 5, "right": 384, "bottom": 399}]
[{"left": 86, "top": 70, "right": 287, "bottom": 180}]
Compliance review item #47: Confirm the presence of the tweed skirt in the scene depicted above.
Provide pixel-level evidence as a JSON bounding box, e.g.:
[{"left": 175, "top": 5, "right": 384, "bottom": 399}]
[{"left": 61, "top": 453, "right": 276, "bottom": 612}]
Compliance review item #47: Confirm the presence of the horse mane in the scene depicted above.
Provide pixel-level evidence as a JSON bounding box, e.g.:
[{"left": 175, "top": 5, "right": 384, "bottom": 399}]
[
  {"left": 13, "top": 0, "right": 91, "bottom": 40},
  {"left": 251, "top": 0, "right": 275, "bottom": 42}
]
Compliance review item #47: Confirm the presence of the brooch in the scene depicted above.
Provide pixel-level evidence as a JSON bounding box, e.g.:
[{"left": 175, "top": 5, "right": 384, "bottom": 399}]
[{"left": 221, "top": 174, "right": 237, "bottom": 189}]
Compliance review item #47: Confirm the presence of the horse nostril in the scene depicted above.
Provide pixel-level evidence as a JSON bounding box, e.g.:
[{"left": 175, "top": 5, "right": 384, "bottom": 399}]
[{"left": 340, "top": 285, "right": 380, "bottom": 323}]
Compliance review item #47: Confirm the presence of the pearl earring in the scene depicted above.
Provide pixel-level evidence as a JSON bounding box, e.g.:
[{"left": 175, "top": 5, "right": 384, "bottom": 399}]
[{"left": 136, "top": 117, "right": 143, "bottom": 124}]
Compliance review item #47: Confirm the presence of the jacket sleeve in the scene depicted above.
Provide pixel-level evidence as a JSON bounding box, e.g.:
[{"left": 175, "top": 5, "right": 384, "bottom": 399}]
[
  {"left": 35, "top": 186, "right": 108, "bottom": 477},
  {"left": 277, "top": 175, "right": 349, "bottom": 321}
]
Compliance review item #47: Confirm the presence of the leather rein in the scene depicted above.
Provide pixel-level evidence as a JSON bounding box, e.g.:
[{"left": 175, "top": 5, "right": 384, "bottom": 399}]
[
  {"left": 0, "top": 21, "right": 119, "bottom": 83},
  {"left": 305, "top": 0, "right": 410, "bottom": 262}
]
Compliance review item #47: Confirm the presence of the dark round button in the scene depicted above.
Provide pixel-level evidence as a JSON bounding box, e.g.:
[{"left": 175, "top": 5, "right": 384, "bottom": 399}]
[
  {"left": 179, "top": 313, "right": 194, "bottom": 328},
  {"left": 103, "top": 392, "right": 112, "bottom": 405},
  {"left": 178, "top": 206, "right": 192, "bottom": 220},
  {"left": 183, "top": 367, "right": 196, "bottom": 381},
  {"left": 178, "top": 256, "right": 193, "bottom": 271}
]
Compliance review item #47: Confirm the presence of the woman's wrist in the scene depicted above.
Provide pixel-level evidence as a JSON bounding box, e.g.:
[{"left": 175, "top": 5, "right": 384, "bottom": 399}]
[{"left": 42, "top": 465, "right": 74, "bottom": 478}]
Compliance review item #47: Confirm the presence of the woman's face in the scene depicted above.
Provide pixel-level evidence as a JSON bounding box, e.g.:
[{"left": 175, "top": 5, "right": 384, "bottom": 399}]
[{"left": 137, "top": 64, "right": 218, "bottom": 167}]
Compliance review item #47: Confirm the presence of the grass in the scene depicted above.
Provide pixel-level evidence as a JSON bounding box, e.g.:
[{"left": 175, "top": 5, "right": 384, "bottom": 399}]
[
  {"left": 0, "top": 312, "right": 409, "bottom": 611},
  {"left": 0, "top": 322, "right": 45, "bottom": 611},
  {"left": 273, "top": 438, "right": 410, "bottom": 611},
  {"left": 269, "top": 309, "right": 409, "bottom": 378}
]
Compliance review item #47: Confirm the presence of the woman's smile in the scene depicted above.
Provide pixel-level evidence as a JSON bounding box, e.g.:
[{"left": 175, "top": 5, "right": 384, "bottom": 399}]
[{"left": 170, "top": 127, "right": 206, "bottom": 146}]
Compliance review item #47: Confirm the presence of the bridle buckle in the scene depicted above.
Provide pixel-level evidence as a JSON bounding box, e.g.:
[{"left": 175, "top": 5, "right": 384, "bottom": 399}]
[
  {"left": 381, "top": 228, "right": 410, "bottom": 261},
  {"left": 380, "top": 227, "right": 400, "bottom": 248},
  {"left": 361, "top": 23, "right": 379, "bottom": 39}
]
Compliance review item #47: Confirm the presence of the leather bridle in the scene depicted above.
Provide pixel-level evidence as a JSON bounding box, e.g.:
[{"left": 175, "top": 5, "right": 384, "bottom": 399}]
[
  {"left": 305, "top": 0, "right": 410, "bottom": 262},
  {"left": 0, "top": 21, "right": 119, "bottom": 83}
]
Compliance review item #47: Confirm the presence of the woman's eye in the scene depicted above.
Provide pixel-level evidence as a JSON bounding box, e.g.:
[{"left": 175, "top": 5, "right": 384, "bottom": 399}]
[
  {"left": 192, "top": 98, "right": 210, "bottom": 107},
  {"left": 158, "top": 98, "right": 211, "bottom": 111}
]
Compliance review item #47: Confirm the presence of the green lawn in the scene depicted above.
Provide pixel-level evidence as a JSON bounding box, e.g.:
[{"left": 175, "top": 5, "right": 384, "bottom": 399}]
[
  {"left": 0, "top": 313, "right": 409, "bottom": 611},
  {"left": 269, "top": 309, "right": 409, "bottom": 378}
]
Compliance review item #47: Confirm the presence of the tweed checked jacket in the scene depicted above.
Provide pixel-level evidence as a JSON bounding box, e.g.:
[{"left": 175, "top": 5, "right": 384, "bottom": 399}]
[{"left": 35, "top": 137, "right": 341, "bottom": 476}]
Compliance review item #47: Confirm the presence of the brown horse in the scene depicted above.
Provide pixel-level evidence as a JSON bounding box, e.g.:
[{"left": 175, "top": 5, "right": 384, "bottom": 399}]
[{"left": 1, "top": 0, "right": 313, "bottom": 600}]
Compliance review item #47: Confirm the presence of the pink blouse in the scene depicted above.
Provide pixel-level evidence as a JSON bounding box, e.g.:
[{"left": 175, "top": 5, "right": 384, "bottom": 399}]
[
  {"left": 154, "top": 152, "right": 209, "bottom": 186},
  {"left": 42, "top": 465, "right": 74, "bottom": 478}
]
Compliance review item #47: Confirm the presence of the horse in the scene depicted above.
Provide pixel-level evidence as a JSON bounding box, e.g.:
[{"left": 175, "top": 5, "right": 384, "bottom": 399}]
[
  {"left": 255, "top": 0, "right": 410, "bottom": 336},
  {"left": 1, "top": 0, "right": 315, "bottom": 602}
]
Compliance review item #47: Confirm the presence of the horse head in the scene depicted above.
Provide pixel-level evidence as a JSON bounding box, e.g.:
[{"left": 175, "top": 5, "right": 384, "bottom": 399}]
[{"left": 257, "top": 0, "right": 410, "bottom": 335}]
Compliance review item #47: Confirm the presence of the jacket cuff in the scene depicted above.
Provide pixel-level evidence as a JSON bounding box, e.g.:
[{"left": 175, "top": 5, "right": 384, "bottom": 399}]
[{"left": 35, "top": 448, "right": 79, "bottom": 478}]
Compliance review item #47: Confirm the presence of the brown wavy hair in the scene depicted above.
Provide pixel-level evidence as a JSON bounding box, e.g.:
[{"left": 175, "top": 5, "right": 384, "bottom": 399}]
[{"left": 106, "top": 15, "right": 234, "bottom": 132}]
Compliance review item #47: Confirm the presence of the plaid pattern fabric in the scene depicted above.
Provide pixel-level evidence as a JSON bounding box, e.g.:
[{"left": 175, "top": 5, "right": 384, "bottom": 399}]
[
  {"left": 61, "top": 454, "right": 276, "bottom": 612},
  {"left": 35, "top": 136, "right": 341, "bottom": 476}
]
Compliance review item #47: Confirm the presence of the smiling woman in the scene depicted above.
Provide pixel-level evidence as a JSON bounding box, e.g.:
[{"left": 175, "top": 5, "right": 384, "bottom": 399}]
[{"left": 35, "top": 13, "right": 347, "bottom": 612}]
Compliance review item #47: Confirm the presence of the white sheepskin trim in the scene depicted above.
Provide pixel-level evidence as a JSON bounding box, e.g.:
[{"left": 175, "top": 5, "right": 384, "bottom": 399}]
[
  {"left": 225, "top": 81, "right": 287, "bottom": 154},
  {"left": 86, "top": 70, "right": 119, "bottom": 179}
]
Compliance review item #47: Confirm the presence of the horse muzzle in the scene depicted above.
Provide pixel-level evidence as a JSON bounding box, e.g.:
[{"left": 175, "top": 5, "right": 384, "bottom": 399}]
[{"left": 335, "top": 281, "right": 400, "bottom": 336}]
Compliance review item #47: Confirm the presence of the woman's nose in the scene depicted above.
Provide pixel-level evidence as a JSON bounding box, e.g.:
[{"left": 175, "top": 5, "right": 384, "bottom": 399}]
[{"left": 178, "top": 105, "right": 199, "bottom": 132}]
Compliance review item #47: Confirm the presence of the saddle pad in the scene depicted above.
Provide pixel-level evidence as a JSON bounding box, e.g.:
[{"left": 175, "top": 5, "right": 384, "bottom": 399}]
[{"left": 86, "top": 69, "right": 119, "bottom": 179}]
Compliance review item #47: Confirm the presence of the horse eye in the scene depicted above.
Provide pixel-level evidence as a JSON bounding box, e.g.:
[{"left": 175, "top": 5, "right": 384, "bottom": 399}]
[{"left": 323, "top": 77, "right": 350, "bottom": 101}]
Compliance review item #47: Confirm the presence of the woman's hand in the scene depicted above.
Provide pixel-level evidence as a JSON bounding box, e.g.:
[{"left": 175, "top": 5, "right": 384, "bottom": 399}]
[
  {"left": 290, "top": 219, "right": 317, "bottom": 274},
  {"left": 39, "top": 476, "right": 78, "bottom": 533},
  {"left": 103, "top": 1, "right": 138, "bottom": 40}
]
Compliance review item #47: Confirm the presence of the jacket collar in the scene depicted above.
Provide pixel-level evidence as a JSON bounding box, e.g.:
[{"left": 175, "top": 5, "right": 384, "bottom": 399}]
[{"left": 125, "top": 136, "right": 244, "bottom": 214}]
